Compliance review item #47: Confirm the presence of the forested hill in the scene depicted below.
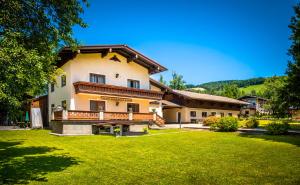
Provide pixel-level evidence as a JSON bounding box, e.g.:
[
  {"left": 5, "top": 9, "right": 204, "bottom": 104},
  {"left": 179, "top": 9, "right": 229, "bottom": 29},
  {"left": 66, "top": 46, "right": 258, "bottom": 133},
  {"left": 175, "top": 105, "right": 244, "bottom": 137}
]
[{"left": 187, "top": 77, "right": 266, "bottom": 91}]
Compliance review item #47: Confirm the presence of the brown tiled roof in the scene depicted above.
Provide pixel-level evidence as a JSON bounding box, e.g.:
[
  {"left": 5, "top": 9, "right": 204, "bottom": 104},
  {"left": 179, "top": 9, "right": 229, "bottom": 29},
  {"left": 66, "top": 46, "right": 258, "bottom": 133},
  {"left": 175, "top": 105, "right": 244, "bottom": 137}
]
[
  {"left": 173, "top": 90, "right": 249, "bottom": 105},
  {"left": 57, "top": 45, "right": 167, "bottom": 74},
  {"left": 149, "top": 78, "right": 172, "bottom": 91}
]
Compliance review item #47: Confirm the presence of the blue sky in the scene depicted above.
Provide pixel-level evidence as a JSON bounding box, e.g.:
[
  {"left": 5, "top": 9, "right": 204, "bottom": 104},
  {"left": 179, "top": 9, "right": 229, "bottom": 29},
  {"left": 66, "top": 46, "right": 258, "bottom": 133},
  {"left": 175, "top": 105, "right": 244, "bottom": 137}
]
[{"left": 73, "top": 0, "right": 297, "bottom": 85}]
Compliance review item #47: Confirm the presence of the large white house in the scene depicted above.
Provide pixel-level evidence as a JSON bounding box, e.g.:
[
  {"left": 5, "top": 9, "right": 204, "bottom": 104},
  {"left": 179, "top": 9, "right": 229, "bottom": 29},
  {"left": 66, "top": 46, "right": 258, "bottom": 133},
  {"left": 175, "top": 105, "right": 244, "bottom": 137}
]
[{"left": 49, "top": 45, "right": 167, "bottom": 135}]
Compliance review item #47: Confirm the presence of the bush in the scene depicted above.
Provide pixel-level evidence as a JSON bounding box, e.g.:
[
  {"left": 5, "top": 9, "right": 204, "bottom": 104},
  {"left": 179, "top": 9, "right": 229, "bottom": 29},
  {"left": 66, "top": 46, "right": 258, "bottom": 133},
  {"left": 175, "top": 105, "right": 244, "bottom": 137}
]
[
  {"left": 114, "top": 127, "right": 121, "bottom": 135},
  {"left": 143, "top": 127, "right": 149, "bottom": 134},
  {"left": 265, "top": 121, "right": 290, "bottom": 135},
  {"left": 203, "top": 116, "right": 220, "bottom": 126},
  {"left": 211, "top": 117, "right": 238, "bottom": 132},
  {"left": 244, "top": 118, "right": 259, "bottom": 128}
]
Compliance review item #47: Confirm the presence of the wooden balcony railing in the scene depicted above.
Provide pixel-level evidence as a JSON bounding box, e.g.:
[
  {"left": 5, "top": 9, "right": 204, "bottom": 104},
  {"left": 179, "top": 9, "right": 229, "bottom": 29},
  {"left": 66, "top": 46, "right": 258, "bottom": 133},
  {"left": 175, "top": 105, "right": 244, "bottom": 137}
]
[
  {"left": 73, "top": 81, "right": 163, "bottom": 100},
  {"left": 52, "top": 110, "right": 165, "bottom": 126}
]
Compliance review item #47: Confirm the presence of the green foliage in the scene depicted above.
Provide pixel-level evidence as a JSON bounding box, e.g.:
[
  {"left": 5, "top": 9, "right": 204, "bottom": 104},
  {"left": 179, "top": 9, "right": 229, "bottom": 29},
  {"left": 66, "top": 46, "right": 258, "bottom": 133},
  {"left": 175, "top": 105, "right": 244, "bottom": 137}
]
[
  {"left": 0, "top": 0, "right": 87, "bottom": 119},
  {"left": 114, "top": 127, "right": 121, "bottom": 134},
  {"left": 265, "top": 121, "right": 290, "bottom": 135},
  {"left": 220, "top": 84, "right": 242, "bottom": 98},
  {"left": 211, "top": 117, "right": 239, "bottom": 132},
  {"left": 285, "top": 3, "right": 300, "bottom": 109},
  {"left": 143, "top": 127, "right": 149, "bottom": 133},
  {"left": 262, "top": 76, "right": 288, "bottom": 117},
  {"left": 239, "top": 84, "right": 265, "bottom": 96},
  {"left": 169, "top": 71, "right": 186, "bottom": 90},
  {"left": 203, "top": 116, "right": 220, "bottom": 126},
  {"left": 244, "top": 118, "right": 259, "bottom": 128},
  {"left": 198, "top": 77, "right": 266, "bottom": 91},
  {"left": 159, "top": 75, "right": 167, "bottom": 85}
]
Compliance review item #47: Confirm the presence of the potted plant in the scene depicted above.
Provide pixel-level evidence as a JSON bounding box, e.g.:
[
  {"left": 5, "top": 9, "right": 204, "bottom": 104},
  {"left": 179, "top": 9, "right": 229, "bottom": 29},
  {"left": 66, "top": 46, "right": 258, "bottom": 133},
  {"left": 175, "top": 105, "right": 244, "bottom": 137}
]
[
  {"left": 143, "top": 127, "right": 149, "bottom": 134},
  {"left": 114, "top": 127, "right": 121, "bottom": 137}
]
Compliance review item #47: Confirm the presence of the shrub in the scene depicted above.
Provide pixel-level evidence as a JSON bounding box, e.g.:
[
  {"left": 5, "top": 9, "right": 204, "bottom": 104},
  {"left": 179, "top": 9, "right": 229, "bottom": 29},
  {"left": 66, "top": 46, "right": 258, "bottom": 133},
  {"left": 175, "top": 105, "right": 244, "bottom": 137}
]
[
  {"left": 143, "top": 127, "right": 149, "bottom": 134},
  {"left": 211, "top": 117, "right": 238, "bottom": 132},
  {"left": 203, "top": 116, "right": 220, "bottom": 126},
  {"left": 265, "top": 121, "right": 290, "bottom": 135},
  {"left": 114, "top": 127, "right": 121, "bottom": 135},
  {"left": 244, "top": 118, "right": 259, "bottom": 128}
]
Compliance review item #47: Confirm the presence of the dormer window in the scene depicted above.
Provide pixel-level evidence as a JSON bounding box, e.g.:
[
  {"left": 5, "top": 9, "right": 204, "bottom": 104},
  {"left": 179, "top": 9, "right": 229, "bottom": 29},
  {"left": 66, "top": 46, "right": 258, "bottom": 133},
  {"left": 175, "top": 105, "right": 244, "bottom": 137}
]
[
  {"left": 90, "top": 73, "right": 105, "bottom": 84},
  {"left": 127, "top": 79, "right": 140, "bottom": 89}
]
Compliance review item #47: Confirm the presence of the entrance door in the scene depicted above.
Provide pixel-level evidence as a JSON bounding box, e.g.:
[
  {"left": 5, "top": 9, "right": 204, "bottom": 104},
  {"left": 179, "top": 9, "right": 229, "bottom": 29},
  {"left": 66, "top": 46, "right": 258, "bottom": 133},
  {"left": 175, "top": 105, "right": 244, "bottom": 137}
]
[
  {"left": 90, "top": 100, "right": 106, "bottom": 111},
  {"left": 177, "top": 112, "right": 181, "bottom": 123}
]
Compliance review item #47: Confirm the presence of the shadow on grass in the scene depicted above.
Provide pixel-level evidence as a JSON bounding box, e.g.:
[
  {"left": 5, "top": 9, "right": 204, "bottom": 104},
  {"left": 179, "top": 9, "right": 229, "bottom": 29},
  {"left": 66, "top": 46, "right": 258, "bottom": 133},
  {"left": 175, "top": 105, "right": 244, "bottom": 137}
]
[
  {"left": 238, "top": 133, "right": 300, "bottom": 147},
  {"left": 0, "top": 141, "right": 79, "bottom": 184}
]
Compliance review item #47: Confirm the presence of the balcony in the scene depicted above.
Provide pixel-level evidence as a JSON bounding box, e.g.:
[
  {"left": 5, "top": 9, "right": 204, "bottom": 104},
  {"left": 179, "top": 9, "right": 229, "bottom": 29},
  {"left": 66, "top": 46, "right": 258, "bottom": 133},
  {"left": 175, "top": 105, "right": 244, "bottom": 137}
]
[
  {"left": 73, "top": 81, "right": 164, "bottom": 100},
  {"left": 52, "top": 110, "right": 165, "bottom": 126}
]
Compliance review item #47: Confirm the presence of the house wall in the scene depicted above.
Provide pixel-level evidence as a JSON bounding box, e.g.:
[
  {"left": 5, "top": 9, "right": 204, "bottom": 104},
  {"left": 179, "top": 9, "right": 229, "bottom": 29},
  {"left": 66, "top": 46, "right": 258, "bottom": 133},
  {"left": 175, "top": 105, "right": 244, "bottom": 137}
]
[
  {"left": 48, "top": 61, "right": 72, "bottom": 121},
  {"left": 150, "top": 84, "right": 161, "bottom": 92},
  {"left": 74, "top": 93, "right": 150, "bottom": 113},
  {"left": 163, "top": 107, "right": 240, "bottom": 123},
  {"left": 49, "top": 52, "right": 154, "bottom": 121}
]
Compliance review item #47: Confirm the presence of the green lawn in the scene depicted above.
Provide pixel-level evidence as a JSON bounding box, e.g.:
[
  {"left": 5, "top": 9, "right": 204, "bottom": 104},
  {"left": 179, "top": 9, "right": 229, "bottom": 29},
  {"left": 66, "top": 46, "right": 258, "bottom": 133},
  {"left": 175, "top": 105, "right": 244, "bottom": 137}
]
[
  {"left": 1, "top": 130, "right": 300, "bottom": 185},
  {"left": 239, "top": 120, "right": 300, "bottom": 130},
  {"left": 239, "top": 84, "right": 265, "bottom": 94}
]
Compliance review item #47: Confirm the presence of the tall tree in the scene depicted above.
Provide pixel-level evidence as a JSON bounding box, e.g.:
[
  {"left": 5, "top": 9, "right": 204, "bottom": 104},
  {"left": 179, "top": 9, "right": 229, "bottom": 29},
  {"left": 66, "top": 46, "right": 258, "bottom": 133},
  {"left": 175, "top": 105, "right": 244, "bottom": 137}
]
[
  {"left": 285, "top": 3, "right": 300, "bottom": 109},
  {"left": 169, "top": 72, "right": 186, "bottom": 90},
  {"left": 0, "top": 0, "right": 88, "bottom": 120},
  {"left": 159, "top": 74, "right": 167, "bottom": 85},
  {"left": 221, "top": 84, "right": 241, "bottom": 99},
  {"left": 262, "top": 76, "right": 288, "bottom": 117}
]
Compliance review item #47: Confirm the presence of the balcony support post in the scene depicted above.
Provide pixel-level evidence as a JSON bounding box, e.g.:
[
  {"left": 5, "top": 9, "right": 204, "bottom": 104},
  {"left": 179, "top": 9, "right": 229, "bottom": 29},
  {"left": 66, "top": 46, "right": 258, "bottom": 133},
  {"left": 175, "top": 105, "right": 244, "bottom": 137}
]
[
  {"left": 129, "top": 108, "right": 133, "bottom": 121},
  {"left": 153, "top": 113, "right": 157, "bottom": 121},
  {"left": 99, "top": 110, "right": 104, "bottom": 120},
  {"left": 62, "top": 110, "right": 68, "bottom": 120}
]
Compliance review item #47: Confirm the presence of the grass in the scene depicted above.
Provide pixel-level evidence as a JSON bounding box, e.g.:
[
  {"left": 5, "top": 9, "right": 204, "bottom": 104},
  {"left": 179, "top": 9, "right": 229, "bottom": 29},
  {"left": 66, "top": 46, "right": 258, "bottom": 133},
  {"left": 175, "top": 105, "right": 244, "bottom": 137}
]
[
  {"left": 1, "top": 130, "right": 300, "bottom": 185},
  {"left": 239, "top": 84, "right": 265, "bottom": 94},
  {"left": 239, "top": 119, "right": 300, "bottom": 130}
]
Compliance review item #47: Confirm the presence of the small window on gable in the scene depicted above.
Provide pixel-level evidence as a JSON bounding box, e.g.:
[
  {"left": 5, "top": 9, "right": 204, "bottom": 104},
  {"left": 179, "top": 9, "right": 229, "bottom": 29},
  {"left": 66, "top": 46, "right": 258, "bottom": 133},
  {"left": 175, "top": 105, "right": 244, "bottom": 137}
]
[
  {"left": 61, "top": 75, "right": 66, "bottom": 87},
  {"left": 110, "top": 55, "right": 121, "bottom": 62},
  {"left": 50, "top": 83, "right": 55, "bottom": 92}
]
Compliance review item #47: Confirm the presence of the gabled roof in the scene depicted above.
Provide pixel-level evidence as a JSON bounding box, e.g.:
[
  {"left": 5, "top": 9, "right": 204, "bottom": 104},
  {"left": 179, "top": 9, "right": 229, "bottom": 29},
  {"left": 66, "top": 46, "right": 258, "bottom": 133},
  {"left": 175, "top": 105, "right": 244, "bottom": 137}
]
[
  {"left": 57, "top": 45, "right": 167, "bottom": 74},
  {"left": 149, "top": 78, "right": 172, "bottom": 91},
  {"left": 238, "top": 95, "right": 268, "bottom": 101},
  {"left": 173, "top": 90, "right": 249, "bottom": 105}
]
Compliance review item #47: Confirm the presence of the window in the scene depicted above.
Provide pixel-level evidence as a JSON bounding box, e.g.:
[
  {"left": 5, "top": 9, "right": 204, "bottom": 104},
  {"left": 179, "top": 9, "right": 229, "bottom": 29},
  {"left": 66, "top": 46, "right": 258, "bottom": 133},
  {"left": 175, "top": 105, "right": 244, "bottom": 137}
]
[
  {"left": 61, "top": 75, "right": 66, "bottom": 87},
  {"left": 50, "top": 83, "right": 55, "bottom": 92},
  {"left": 228, "top": 113, "right": 233, "bottom": 117},
  {"left": 245, "top": 111, "right": 249, "bottom": 115},
  {"left": 127, "top": 79, "right": 140, "bottom": 89},
  {"left": 51, "top": 104, "right": 55, "bottom": 111},
  {"left": 90, "top": 73, "right": 105, "bottom": 84},
  {"left": 220, "top": 112, "right": 224, "bottom": 117},
  {"left": 190, "top": 111, "right": 196, "bottom": 117},
  {"left": 61, "top": 100, "right": 67, "bottom": 110},
  {"left": 190, "top": 119, "right": 197, "bottom": 123},
  {"left": 127, "top": 103, "right": 139, "bottom": 113},
  {"left": 202, "top": 112, "right": 207, "bottom": 118},
  {"left": 211, "top": 112, "right": 216, "bottom": 116},
  {"left": 90, "top": 100, "right": 106, "bottom": 111}
]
